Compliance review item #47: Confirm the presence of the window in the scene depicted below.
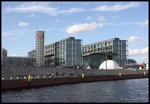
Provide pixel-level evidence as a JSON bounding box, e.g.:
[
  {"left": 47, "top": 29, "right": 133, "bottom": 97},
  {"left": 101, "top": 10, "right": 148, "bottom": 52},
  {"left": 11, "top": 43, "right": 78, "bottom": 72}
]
[
  {"left": 66, "top": 40, "right": 72, "bottom": 44},
  {"left": 66, "top": 45, "right": 72, "bottom": 50},
  {"left": 109, "top": 41, "right": 112, "bottom": 45},
  {"left": 101, "top": 43, "right": 105, "bottom": 47},
  {"left": 66, "top": 51, "right": 72, "bottom": 55},
  {"left": 76, "top": 40, "right": 81, "bottom": 45}
]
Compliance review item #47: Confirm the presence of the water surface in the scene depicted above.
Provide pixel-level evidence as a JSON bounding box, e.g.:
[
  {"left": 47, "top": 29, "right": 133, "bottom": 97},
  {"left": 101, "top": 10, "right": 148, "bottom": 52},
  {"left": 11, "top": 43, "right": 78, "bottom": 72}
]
[{"left": 2, "top": 78, "right": 148, "bottom": 102}]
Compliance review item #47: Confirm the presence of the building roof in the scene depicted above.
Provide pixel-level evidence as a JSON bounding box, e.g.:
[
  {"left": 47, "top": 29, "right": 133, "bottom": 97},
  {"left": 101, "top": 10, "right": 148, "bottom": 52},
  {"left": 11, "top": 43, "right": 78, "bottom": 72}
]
[{"left": 83, "top": 38, "right": 120, "bottom": 47}]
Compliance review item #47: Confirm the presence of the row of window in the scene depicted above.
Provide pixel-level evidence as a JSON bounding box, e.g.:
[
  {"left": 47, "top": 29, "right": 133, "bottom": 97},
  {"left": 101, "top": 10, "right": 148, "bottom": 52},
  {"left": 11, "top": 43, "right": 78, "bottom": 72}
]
[
  {"left": 83, "top": 41, "right": 113, "bottom": 50},
  {"left": 83, "top": 47, "right": 112, "bottom": 53}
]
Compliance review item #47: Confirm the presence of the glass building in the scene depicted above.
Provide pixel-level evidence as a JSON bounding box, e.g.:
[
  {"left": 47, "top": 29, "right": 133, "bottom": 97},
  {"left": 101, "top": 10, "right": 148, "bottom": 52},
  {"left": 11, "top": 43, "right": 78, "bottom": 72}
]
[
  {"left": 82, "top": 38, "right": 128, "bottom": 68},
  {"left": 112, "top": 38, "right": 128, "bottom": 67},
  {"left": 29, "top": 37, "right": 83, "bottom": 68},
  {"left": 28, "top": 37, "right": 128, "bottom": 68},
  {"left": 45, "top": 37, "right": 83, "bottom": 67},
  {"left": 28, "top": 49, "right": 36, "bottom": 58},
  {"left": 7, "top": 57, "right": 36, "bottom": 67}
]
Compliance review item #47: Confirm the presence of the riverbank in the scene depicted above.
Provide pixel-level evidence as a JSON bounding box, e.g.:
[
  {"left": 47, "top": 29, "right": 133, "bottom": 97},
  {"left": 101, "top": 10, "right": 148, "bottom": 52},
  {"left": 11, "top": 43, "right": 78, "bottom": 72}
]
[{"left": 2, "top": 73, "right": 148, "bottom": 91}]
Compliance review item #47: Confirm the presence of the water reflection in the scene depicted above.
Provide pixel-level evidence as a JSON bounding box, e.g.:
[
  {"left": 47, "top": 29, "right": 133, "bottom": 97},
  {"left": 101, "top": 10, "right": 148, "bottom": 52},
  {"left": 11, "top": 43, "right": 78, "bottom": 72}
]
[{"left": 2, "top": 78, "right": 148, "bottom": 102}]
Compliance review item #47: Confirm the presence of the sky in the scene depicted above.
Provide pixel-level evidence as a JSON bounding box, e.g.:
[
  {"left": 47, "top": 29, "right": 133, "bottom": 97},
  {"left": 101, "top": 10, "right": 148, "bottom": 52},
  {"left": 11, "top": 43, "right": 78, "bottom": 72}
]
[{"left": 2, "top": 1, "right": 149, "bottom": 64}]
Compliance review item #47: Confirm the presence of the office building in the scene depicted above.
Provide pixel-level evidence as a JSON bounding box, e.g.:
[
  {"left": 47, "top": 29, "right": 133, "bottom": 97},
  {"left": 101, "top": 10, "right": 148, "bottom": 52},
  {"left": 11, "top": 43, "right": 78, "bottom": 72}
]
[
  {"left": 28, "top": 49, "right": 36, "bottom": 58},
  {"left": 46, "top": 37, "right": 82, "bottom": 67},
  {"left": 29, "top": 37, "right": 83, "bottom": 68}
]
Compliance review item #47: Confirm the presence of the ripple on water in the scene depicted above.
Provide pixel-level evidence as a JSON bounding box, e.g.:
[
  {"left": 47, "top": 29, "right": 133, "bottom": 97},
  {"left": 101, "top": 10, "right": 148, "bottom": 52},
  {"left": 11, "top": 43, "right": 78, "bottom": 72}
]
[{"left": 2, "top": 78, "right": 148, "bottom": 103}]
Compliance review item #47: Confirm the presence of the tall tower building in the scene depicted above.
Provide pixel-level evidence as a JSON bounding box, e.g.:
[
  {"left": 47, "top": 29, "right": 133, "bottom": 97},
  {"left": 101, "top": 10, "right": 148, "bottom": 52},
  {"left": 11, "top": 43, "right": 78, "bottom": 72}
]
[{"left": 36, "top": 30, "right": 44, "bottom": 67}]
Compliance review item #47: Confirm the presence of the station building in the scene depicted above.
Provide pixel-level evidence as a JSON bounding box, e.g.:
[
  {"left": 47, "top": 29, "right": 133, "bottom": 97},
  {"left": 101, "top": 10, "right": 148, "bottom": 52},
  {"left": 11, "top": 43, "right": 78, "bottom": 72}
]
[
  {"left": 28, "top": 36, "right": 128, "bottom": 68},
  {"left": 2, "top": 30, "right": 128, "bottom": 68},
  {"left": 45, "top": 37, "right": 83, "bottom": 68},
  {"left": 82, "top": 38, "right": 128, "bottom": 68},
  {"left": 28, "top": 37, "right": 83, "bottom": 68}
]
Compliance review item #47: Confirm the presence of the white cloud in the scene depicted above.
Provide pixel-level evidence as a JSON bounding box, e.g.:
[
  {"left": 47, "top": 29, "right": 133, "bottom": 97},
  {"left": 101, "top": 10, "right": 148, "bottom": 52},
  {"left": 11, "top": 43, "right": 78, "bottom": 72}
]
[
  {"left": 66, "top": 22, "right": 102, "bottom": 34},
  {"left": 128, "top": 36, "right": 144, "bottom": 42},
  {"left": 8, "top": 38, "right": 17, "bottom": 41},
  {"left": 87, "top": 16, "right": 92, "bottom": 20},
  {"left": 93, "top": 2, "right": 140, "bottom": 12},
  {"left": 141, "top": 47, "right": 148, "bottom": 54},
  {"left": 129, "top": 47, "right": 148, "bottom": 56},
  {"left": 5, "top": 2, "right": 84, "bottom": 16},
  {"left": 18, "top": 21, "right": 29, "bottom": 26},
  {"left": 59, "top": 8, "right": 84, "bottom": 14},
  {"left": 98, "top": 16, "right": 105, "bottom": 21},
  {"left": 5, "top": 2, "right": 58, "bottom": 16}
]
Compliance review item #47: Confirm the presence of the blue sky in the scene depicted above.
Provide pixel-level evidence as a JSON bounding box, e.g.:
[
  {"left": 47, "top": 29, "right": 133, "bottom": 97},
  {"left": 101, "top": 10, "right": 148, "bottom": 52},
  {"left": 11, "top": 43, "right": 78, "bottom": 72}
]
[{"left": 2, "top": 1, "right": 148, "bottom": 64}]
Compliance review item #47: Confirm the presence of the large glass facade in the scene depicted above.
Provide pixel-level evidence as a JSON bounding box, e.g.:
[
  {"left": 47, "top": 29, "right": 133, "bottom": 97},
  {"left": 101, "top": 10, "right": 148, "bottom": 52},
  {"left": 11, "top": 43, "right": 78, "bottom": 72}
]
[
  {"left": 82, "top": 38, "right": 128, "bottom": 68},
  {"left": 7, "top": 57, "right": 36, "bottom": 66},
  {"left": 83, "top": 54, "right": 108, "bottom": 68},
  {"left": 112, "top": 39, "right": 127, "bottom": 67},
  {"left": 41, "top": 37, "right": 82, "bottom": 67},
  {"left": 28, "top": 50, "right": 36, "bottom": 58},
  {"left": 55, "top": 38, "right": 82, "bottom": 67},
  {"left": 82, "top": 40, "right": 113, "bottom": 57},
  {"left": 28, "top": 37, "right": 127, "bottom": 68}
]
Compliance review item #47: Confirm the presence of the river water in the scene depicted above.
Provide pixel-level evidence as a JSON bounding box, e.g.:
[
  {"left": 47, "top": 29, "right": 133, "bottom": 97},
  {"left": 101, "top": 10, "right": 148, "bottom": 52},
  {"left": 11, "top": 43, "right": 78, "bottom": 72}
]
[{"left": 2, "top": 78, "right": 149, "bottom": 103}]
